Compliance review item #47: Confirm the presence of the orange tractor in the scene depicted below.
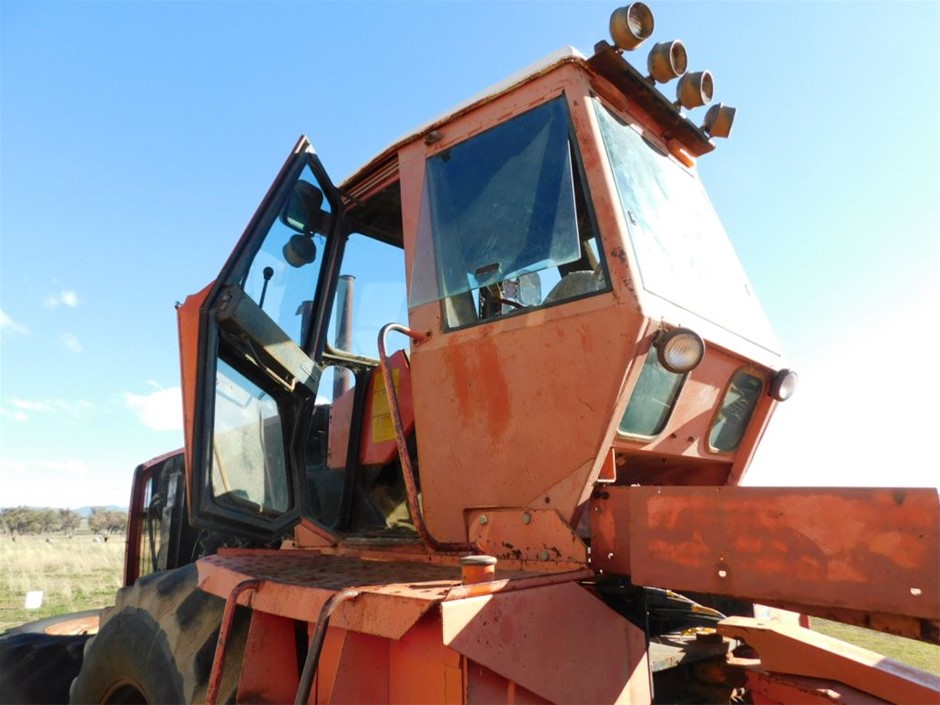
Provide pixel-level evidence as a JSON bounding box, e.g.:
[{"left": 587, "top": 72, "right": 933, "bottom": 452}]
[{"left": 3, "top": 4, "right": 937, "bottom": 703}]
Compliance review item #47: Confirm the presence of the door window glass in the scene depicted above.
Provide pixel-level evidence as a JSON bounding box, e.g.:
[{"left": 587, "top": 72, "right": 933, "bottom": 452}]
[
  {"left": 241, "top": 163, "right": 331, "bottom": 347},
  {"left": 211, "top": 358, "right": 291, "bottom": 515}
]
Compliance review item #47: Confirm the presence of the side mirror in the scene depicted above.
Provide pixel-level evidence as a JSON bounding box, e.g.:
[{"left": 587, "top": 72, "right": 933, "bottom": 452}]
[
  {"left": 281, "top": 180, "right": 325, "bottom": 234},
  {"left": 283, "top": 234, "right": 317, "bottom": 268}
]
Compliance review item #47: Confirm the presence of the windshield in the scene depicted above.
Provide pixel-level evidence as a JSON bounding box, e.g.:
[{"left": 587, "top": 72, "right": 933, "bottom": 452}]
[{"left": 595, "top": 102, "right": 779, "bottom": 353}]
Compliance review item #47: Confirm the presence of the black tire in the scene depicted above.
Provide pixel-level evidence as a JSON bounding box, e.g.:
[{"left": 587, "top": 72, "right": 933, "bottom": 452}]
[
  {"left": 0, "top": 630, "right": 90, "bottom": 705},
  {"left": 70, "top": 565, "right": 248, "bottom": 704}
]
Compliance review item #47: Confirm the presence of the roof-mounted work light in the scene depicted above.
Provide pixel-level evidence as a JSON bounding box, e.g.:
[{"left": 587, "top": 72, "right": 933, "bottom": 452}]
[
  {"left": 609, "top": 3, "right": 654, "bottom": 51},
  {"left": 656, "top": 328, "right": 705, "bottom": 374},
  {"left": 769, "top": 369, "right": 798, "bottom": 401},
  {"left": 647, "top": 40, "right": 687, "bottom": 83},
  {"left": 702, "top": 103, "right": 736, "bottom": 138},
  {"left": 676, "top": 70, "right": 714, "bottom": 110}
]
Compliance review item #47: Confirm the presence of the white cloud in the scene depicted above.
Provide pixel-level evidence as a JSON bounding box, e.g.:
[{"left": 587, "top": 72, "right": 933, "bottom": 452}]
[
  {"left": 0, "top": 309, "right": 30, "bottom": 340},
  {"left": 8, "top": 399, "right": 50, "bottom": 412},
  {"left": 5, "top": 398, "right": 94, "bottom": 421},
  {"left": 124, "top": 386, "right": 183, "bottom": 432},
  {"left": 60, "top": 333, "right": 83, "bottom": 353},
  {"left": 43, "top": 290, "right": 80, "bottom": 309},
  {"left": 0, "top": 407, "right": 28, "bottom": 422}
]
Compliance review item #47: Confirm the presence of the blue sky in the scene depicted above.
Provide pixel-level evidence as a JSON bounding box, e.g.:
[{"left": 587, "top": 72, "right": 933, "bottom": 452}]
[{"left": 1, "top": 1, "right": 938, "bottom": 508}]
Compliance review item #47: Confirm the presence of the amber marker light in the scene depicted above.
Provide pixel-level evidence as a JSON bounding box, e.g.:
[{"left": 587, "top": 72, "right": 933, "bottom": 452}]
[
  {"left": 702, "top": 103, "right": 737, "bottom": 139},
  {"left": 647, "top": 40, "right": 687, "bottom": 83},
  {"left": 770, "top": 369, "right": 799, "bottom": 401},
  {"left": 656, "top": 328, "right": 705, "bottom": 374},
  {"left": 676, "top": 70, "right": 714, "bottom": 110},
  {"left": 609, "top": 3, "right": 654, "bottom": 51}
]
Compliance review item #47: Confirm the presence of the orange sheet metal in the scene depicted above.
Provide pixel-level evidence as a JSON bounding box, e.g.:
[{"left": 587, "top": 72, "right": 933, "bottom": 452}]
[
  {"left": 466, "top": 507, "right": 587, "bottom": 568},
  {"left": 743, "top": 669, "right": 892, "bottom": 704},
  {"left": 591, "top": 486, "right": 940, "bottom": 639},
  {"left": 196, "top": 550, "right": 575, "bottom": 642},
  {"left": 718, "top": 616, "right": 940, "bottom": 704},
  {"left": 238, "top": 611, "right": 299, "bottom": 704},
  {"left": 197, "top": 551, "right": 457, "bottom": 641},
  {"left": 441, "top": 582, "right": 651, "bottom": 704},
  {"left": 175, "top": 280, "right": 213, "bottom": 514}
]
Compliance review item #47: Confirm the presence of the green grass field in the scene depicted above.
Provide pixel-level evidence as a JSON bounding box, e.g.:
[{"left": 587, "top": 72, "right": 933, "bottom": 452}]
[
  {"left": 811, "top": 617, "right": 939, "bottom": 675},
  {"left": 0, "top": 534, "right": 123, "bottom": 631},
  {"left": 1, "top": 533, "right": 937, "bottom": 678}
]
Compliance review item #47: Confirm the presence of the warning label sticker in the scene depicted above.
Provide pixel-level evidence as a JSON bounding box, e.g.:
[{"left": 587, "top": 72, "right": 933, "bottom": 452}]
[{"left": 371, "top": 368, "right": 400, "bottom": 444}]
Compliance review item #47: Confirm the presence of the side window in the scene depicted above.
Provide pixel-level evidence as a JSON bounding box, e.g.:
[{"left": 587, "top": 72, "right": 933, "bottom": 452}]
[
  {"left": 303, "top": 361, "right": 414, "bottom": 536},
  {"left": 709, "top": 371, "right": 764, "bottom": 452},
  {"left": 137, "top": 472, "right": 159, "bottom": 579},
  {"left": 619, "top": 352, "right": 686, "bottom": 437},
  {"left": 241, "top": 164, "right": 331, "bottom": 347},
  {"left": 306, "top": 233, "right": 410, "bottom": 533},
  {"left": 327, "top": 233, "right": 407, "bottom": 357},
  {"left": 413, "top": 96, "right": 608, "bottom": 328}
]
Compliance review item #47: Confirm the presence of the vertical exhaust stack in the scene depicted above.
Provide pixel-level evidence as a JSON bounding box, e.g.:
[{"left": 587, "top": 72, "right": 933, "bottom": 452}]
[{"left": 333, "top": 274, "right": 355, "bottom": 398}]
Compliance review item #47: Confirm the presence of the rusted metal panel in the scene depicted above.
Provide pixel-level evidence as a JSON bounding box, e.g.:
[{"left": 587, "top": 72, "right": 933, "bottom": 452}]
[
  {"left": 718, "top": 616, "right": 940, "bottom": 704},
  {"left": 197, "top": 551, "right": 454, "bottom": 640},
  {"left": 441, "top": 582, "right": 651, "bottom": 704},
  {"left": 402, "top": 67, "right": 647, "bottom": 546},
  {"left": 466, "top": 508, "right": 587, "bottom": 567},
  {"left": 591, "top": 486, "right": 940, "bottom": 633},
  {"left": 591, "top": 485, "right": 633, "bottom": 575},
  {"left": 744, "top": 669, "right": 891, "bottom": 704}
]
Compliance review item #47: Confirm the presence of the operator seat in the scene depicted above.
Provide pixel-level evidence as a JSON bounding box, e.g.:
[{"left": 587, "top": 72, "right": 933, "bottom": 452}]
[{"left": 543, "top": 267, "right": 605, "bottom": 305}]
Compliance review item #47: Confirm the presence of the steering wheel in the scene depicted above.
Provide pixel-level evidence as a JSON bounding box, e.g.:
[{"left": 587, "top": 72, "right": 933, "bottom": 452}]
[{"left": 494, "top": 297, "right": 525, "bottom": 310}]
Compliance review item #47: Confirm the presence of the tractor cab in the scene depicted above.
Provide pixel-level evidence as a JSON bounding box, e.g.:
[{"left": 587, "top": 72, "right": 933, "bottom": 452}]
[{"left": 177, "top": 27, "right": 796, "bottom": 558}]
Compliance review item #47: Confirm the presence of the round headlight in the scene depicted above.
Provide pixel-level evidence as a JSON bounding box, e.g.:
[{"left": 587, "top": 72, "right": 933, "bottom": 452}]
[
  {"left": 676, "top": 70, "right": 714, "bottom": 110},
  {"left": 647, "top": 40, "right": 687, "bottom": 84},
  {"left": 656, "top": 328, "right": 705, "bottom": 373},
  {"left": 770, "top": 369, "right": 798, "bottom": 401},
  {"left": 609, "top": 3, "right": 655, "bottom": 51}
]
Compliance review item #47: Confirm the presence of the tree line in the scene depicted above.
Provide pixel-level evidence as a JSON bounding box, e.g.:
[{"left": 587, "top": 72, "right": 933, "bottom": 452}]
[{"left": 0, "top": 506, "right": 127, "bottom": 536}]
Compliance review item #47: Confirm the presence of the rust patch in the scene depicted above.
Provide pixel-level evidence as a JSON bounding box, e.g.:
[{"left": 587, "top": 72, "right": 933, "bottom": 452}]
[
  {"left": 440, "top": 338, "right": 511, "bottom": 442},
  {"left": 609, "top": 246, "right": 628, "bottom": 266}
]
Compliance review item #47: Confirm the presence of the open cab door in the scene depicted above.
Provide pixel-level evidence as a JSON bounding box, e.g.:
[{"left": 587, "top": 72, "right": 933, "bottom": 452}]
[{"left": 178, "top": 137, "right": 344, "bottom": 541}]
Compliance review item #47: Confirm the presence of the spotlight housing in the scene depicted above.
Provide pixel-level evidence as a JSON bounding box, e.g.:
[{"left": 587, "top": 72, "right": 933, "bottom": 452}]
[
  {"left": 769, "top": 369, "right": 798, "bottom": 401},
  {"left": 702, "top": 103, "right": 737, "bottom": 138},
  {"left": 676, "top": 71, "right": 714, "bottom": 110},
  {"left": 647, "top": 40, "right": 687, "bottom": 83},
  {"left": 609, "top": 3, "right": 655, "bottom": 51},
  {"left": 656, "top": 328, "right": 705, "bottom": 374}
]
